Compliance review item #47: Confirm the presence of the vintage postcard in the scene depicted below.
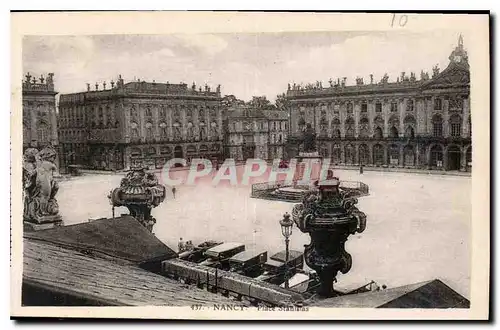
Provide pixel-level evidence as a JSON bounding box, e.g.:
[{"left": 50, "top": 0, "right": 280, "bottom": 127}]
[{"left": 10, "top": 12, "right": 490, "bottom": 320}]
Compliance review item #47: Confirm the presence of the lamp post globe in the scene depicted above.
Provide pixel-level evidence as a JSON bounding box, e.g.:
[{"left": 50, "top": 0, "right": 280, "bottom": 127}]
[{"left": 280, "top": 212, "right": 293, "bottom": 289}]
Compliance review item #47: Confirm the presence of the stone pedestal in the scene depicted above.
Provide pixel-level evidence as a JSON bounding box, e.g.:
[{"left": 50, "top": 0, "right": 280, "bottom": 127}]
[
  {"left": 24, "top": 215, "right": 63, "bottom": 232},
  {"left": 293, "top": 152, "right": 323, "bottom": 187}
]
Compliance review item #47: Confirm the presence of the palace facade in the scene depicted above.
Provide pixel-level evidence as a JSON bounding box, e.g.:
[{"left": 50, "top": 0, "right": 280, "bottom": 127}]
[
  {"left": 58, "top": 76, "right": 224, "bottom": 171},
  {"left": 22, "top": 73, "right": 59, "bottom": 150},
  {"left": 286, "top": 36, "right": 472, "bottom": 171},
  {"left": 224, "top": 106, "right": 288, "bottom": 161}
]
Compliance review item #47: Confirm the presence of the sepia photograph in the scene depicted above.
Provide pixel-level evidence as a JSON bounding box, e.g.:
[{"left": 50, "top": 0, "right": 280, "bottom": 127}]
[{"left": 10, "top": 11, "right": 490, "bottom": 320}]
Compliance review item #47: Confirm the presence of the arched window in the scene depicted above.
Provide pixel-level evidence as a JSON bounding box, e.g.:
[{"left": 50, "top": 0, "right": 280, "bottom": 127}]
[
  {"left": 404, "top": 115, "right": 416, "bottom": 138},
  {"left": 432, "top": 114, "right": 443, "bottom": 137},
  {"left": 430, "top": 145, "right": 443, "bottom": 167},
  {"left": 449, "top": 114, "right": 462, "bottom": 137},
  {"left": 405, "top": 126, "right": 415, "bottom": 138},
  {"left": 373, "top": 116, "right": 384, "bottom": 138},
  {"left": 390, "top": 126, "right": 399, "bottom": 138},
  {"left": 359, "top": 117, "right": 369, "bottom": 138}
]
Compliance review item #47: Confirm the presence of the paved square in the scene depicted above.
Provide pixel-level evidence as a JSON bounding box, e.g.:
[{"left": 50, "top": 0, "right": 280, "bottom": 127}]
[{"left": 57, "top": 169, "right": 471, "bottom": 298}]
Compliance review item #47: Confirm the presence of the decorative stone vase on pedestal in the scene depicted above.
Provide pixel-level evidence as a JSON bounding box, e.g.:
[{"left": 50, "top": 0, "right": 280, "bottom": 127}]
[
  {"left": 23, "top": 147, "right": 63, "bottom": 231},
  {"left": 108, "top": 168, "right": 166, "bottom": 233},
  {"left": 291, "top": 178, "right": 368, "bottom": 297}
]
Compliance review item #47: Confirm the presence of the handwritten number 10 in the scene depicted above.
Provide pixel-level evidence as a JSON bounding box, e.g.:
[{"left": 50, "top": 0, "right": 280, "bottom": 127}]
[{"left": 391, "top": 14, "right": 408, "bottom": 27}]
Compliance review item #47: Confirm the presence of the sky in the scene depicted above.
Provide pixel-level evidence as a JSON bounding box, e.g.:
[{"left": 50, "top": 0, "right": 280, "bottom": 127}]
[{"left": 22, "top": 30, "right": 468, "bottom": 103}]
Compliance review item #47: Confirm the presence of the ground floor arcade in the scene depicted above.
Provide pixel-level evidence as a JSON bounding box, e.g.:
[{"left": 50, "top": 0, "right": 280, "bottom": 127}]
[
  {"left": 315, "top": 140, "right": 472, "bottom": 172},
  {"left": 60, "top": 142, "right": 224, "bottom": 171}
]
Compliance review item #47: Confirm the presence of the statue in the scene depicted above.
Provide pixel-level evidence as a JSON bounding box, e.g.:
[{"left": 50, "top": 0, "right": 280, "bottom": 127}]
[
  {"left": 108, "top": 168, "right": 166, "bottom": 232},
  {"left": 302, "top": 123, "right": 317, "bottom": 152},
  {"left": 23, "top": 146, "right": 62, "bottom": 228},
  {"left": 292, "top": 179, "right": 368, "bottom": 297},
  {"left": 380, "top": 73, "right": 389, "bottom": 84},
  {"left": 432, "top": 64, "right": 440, "bottom": 78}
]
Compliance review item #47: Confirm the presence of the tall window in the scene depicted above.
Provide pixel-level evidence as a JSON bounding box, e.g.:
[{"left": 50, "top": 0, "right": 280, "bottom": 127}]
[
  {"left": 390, "top": 102, "right": 398, "bottom": 112},
  {"left": 406, "top": 99, "right": 414, "bottom": 111},
  {"left": 434, "top": 98, "right": 442, "bottom": 110},
  {"left": 145, "top": 122, "right": 153, "bottom": 140},
  {"left": 375, "top": 102, "right": 382, "bottom": 113},
  {"left": 159, "top": 122, "right": 168, "bottom": 139},
  {"left": 450, "top": 115, "right": 462, "bottom": 137},
  {"left": 345, "top": 118, "right": 355, "bottom": 138},
  {"left": 334, "top": 104, "right": 340, "bottom": 115},
  {"left": 361, "top": 102, "right": 368, "bottom": 113},
  {"left": 130, "top": 122, "right": 139, "bottom": 139},
  {"left": 347, "top": 103, "right": 353, "bottom": 114},
  {"left": 432, "top": 115, "right": 443, "bottom": 137}
]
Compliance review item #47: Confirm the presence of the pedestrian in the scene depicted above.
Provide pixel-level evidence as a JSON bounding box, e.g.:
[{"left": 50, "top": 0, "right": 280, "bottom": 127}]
[
  {"left": 360, "top": 164, "right": 364, "bottom": 174},
  {"left": 172, "top": 186, "right": 176, "bottom": 199},
  {"left": 178, "top": 237, "right": 185, "bottom": 253}
]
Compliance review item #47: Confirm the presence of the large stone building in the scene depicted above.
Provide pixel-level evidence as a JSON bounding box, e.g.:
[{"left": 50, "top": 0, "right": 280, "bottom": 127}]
[
  {"left": 286, "top": 36, "right": 472, "bottom": 171},
  {"left": 22, "top": 73, "right": 59, "bottom": 150},
  {"left": 58, "top": 76, "right": 224, "bottom": 171},
  {"left": 224, "top": 105, "right": 288, "bottom": 161}
]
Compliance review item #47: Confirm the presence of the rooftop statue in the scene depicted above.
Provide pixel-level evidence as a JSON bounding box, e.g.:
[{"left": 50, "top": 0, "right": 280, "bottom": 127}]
[{"left": 23, "top": 146, "right": 62, "bottom": 227}]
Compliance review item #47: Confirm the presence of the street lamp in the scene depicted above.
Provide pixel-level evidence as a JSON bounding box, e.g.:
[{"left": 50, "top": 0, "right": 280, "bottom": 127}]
[{"left": 280, "top": 212, "right": 293, "bottom": 289}]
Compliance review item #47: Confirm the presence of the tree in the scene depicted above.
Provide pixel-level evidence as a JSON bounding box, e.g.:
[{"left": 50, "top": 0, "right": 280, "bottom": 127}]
[
  {"left": 247, "top": 96, "right": 276, "bottom": 110},
  {"left": 275, "top": 93, "right": 289, "bottom": 112},
  {"left": 222, "top": 95, "right": 245, "bottom": 108}
]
